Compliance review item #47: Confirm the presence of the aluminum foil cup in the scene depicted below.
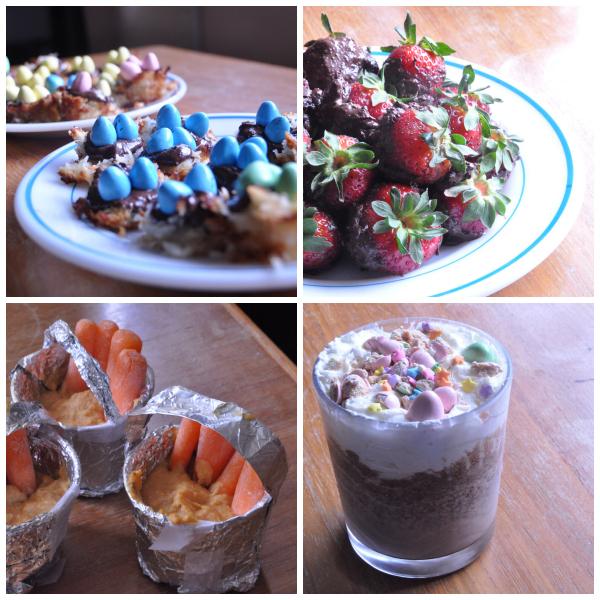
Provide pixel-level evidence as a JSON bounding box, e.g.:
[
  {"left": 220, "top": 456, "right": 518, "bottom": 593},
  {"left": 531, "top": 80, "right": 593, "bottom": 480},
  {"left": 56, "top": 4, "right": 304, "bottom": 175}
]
[
  {"left": 123, "top": 386, "right": 288, "bottom": 593},
  {"left": 10, "top": 319, "right": 154, "bottom": 497},
  {"left": 7, "top": 418, "right": 81, "bottom": 593}
]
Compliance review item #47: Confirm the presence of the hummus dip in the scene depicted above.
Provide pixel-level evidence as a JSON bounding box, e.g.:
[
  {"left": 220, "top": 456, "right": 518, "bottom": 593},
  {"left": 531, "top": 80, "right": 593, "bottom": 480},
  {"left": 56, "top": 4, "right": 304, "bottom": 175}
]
[
  {"left": 40, "top": 389, "right": 106, "bottom": 427},
  {"left": 131, "top": 462, "right": 233, "bottom": 524},
  {"left": 7, "top": 468, "right": 69, "bottom": 526}
]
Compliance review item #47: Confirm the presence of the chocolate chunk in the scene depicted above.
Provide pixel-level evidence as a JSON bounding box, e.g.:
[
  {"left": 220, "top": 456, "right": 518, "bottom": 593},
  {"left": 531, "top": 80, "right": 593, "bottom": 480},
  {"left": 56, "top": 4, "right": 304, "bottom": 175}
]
[
  {"left": 470, "top": 362, "right": 503, "bottom": 377},
  {"left": 25, "top": 344, "right": 69, "bottom": 391}
]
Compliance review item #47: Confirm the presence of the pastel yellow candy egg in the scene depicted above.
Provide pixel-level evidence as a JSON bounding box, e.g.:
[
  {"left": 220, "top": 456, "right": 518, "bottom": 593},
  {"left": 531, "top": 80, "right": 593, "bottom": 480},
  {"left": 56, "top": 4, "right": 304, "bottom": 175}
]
[
  {"left": 18, "top": 85, "right": 37, "bottom": 104},
  {"left": 15, "top": 65, "right": 33, "bottom": 85},
  {"left": 35, "top": 65, "right": 51, "bottom": 79},
  {"left": 28, "top": 73, "right": 45, "bottom": 87},
  {"left": 6, "top": 75, "right": 15, "bottom": 88},
  {"left": 108, "top": 49, "right": 119, "bottom": 63},
  {"left": 7, "top": 84, "right": 19, "bottom": 101},
  {"left": 42, "top": 56, "right": 60, "bottom": 72},
  {"left": 71, "top": 56, "right": 83, "bottom": 70},
  {"left": 81, "top": 55, "right": 95, "bottom": 73},
  {"left": 98, "top": 79, "right": 112, "bottom": 97},
  {"left": 33, "top": 84, "right": 50, "bottom": 100},
  {"left": 117, "top": 46, "right": 130, "bottom": 64},
  {"left": 100, "top": 71, "right": 116, "bottom": 85},
  {"left": 103, "top": 62, "right": 120, "bottom": 78}
]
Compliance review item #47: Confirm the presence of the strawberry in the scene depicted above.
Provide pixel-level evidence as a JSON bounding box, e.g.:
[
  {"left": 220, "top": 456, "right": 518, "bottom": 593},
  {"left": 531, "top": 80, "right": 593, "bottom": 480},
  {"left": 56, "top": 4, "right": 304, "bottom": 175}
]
[
  {"left": 348, "top": 71, "right": 397, "bottom": 120},
  {"left": 382, "top": 13, "right": 455, "bottom": 101},
  {"left": 303, "top": 206, "right": 341, "bottom": 272},
  {"left": 441, "top": 170, "right": 511, "bottom": 243},
  {"left": 480, "top": 125, "right": 523, "bottom": 181},
  {"left": 446, "top": 104, "right": 482, "bottom": 152},
  {"left": 378, "top": 106, "right": 477, "bottom": 184},
  {"left": 303, "top": 127, "right": 311, "bottom": 149},
  {"left": 347, "top": 184, "right": 447, "bottom": 274},
  {"left": 305, "top": 131, "right": 378, "bottom": 211},
  {"left": 439, "top": 65, "right": 502, "bottom": 115}
]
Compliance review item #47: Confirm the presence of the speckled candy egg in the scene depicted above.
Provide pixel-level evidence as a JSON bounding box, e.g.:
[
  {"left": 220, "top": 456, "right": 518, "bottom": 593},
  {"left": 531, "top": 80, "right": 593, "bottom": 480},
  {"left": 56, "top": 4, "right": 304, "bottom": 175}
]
[
  {"left": 237, "top": 142, "right": 267, "bottom": 169},
  {"left": 184, "top": 112, "right": 209, "bottom": 138},
  {"left": 156, "top": 104, "right": 181, "bottom": 130},
  {"left": 113, "top": 113, "right": 138, "bottom": 140},
  {"left": 184, "top": 163, "right": 217, "bottom": 194},
  {"left": 405, "top": 390, "right": 444, "bottom": 422},
  {"left": 98, "top": 166, "right": 131, "bottom": 201},
  {"left": 172, "top": 126, "right": 197, "bottom": 150},
  {"left": 265, "top": 115, "right": 290, "bottom": 143},
  {"left": 129, "top": 157, "right": 158, "bottom": 190},
  {"left": 157, "top": 180, "right": 193, "bottom": 215},
  {"left": 90, "top": 116, "right": 117, "bottom": 147},
  {"left": 147, "top": 127, "right": 174, "bottom": 154},
  {"left": 241, "top": 136, "right": 268, "bottom": 154},
  {"left": 256, "top": 100, "right": 280, "bottom": 126},
  {"left": 410, "top": 349, "right": 436, "bottom": 369},
  {"left": 210, "top": 136, "right": 240, "bottom": 167}
]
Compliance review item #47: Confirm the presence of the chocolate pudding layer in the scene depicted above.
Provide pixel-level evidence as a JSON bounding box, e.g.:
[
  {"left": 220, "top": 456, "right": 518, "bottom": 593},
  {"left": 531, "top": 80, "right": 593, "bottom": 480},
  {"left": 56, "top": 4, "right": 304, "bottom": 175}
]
[{"left": 327, "top": 425, "right": 505, "bottom": 559}]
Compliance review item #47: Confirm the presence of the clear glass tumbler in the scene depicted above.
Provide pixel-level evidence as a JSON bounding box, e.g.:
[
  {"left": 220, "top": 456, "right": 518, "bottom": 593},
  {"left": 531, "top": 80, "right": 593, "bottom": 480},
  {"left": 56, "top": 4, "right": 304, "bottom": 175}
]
[{"left": 312, "top": 317, "right": 512, "bottom": 578}]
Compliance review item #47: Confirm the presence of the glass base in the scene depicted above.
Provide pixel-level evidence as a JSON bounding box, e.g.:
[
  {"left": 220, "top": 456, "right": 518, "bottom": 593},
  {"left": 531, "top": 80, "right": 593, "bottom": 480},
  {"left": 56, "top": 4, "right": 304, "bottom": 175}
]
[{"left": 347, "top": 523, "right": 494, "bottom": 578}]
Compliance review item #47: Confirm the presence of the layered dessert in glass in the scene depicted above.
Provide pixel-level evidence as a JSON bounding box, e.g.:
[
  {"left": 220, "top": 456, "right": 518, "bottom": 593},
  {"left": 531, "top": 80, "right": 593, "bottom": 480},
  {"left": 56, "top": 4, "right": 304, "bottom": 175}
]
[{"left": 313, "top": 317, "right": 512, "bottom": 577}]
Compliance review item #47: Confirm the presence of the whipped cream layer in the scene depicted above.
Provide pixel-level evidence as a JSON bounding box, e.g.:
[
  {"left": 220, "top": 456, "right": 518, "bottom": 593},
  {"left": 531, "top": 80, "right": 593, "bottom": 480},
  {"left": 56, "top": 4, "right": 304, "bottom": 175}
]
[{"left": 315, "top": 319, "right": 507, "bottom": 423}]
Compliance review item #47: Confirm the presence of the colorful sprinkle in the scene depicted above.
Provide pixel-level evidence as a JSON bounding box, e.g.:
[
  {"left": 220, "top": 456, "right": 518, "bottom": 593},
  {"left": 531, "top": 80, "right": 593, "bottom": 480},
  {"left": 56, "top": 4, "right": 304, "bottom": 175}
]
[{"left": 461, "top": 378, "right": 477, "bottom": 393}]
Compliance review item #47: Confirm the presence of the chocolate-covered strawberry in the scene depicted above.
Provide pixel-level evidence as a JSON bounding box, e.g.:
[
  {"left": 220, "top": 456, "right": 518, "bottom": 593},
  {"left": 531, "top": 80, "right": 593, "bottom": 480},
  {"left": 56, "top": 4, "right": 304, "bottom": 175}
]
[
  {"left": 347, "top": 184, "right": 447, "bottom": 275},
  {"left": 480, "top": 125, "right": 522, "bottom": 181},
  {"left": 305, "top": 131, "right": 378, "bottom": 213},
  {"left": 440, "top": 170, "right": 511, "bottom": 244},
  {"left": 439, "top": 65, "right": 502, "bottom": 116},
  {"left": 348, "top": 71, "right": 398, "bottom": 120},
  {"left": 382, "top": 13, "right": 455, "bottom": 102},
  {"left": 303, "top": 206, "right": 341, "bottom": 272},
  {"left": 377, "top": 106, "right": 477, "bottom": 184}
]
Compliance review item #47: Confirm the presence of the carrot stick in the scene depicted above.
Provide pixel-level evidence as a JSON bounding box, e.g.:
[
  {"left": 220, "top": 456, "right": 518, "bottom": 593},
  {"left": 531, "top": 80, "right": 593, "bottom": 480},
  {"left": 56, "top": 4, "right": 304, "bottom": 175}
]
[
  {"left": 232, "top": 461, "right": 265, "bottom": 515},
  {"left": 170, "top": 418, "right": 201, "bottom": 472},
  {"left": 6, "top": 429, "right": 37, "bottom": 496},
  {"left": 61, "top": 319, "right": 100, "bottom": 394},
  {"left": 210, "top": 451, "right": 245, "bottom": 497},
  {"left": 106, "top": 329, "right": 142, "bottom": 380},
  {"left": 94, "top": 320, "right": 119, "bottom": 371},
  {"left": 109, "top": 349, "right": 147, "bottom": 415},
  {"left": 194, "top": 427, "right": 235, "bottom": 486}
]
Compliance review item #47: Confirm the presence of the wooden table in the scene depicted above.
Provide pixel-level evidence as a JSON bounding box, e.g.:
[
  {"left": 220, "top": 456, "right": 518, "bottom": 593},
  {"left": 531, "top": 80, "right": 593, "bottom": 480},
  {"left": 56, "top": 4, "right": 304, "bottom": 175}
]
[
  {"left": 7, "top": 303, "right": 296, "bottom": 593},
  {"left": 303, "top": 303, "right": 593, "bottom": 593},
  {"left": 6, "top": 45, "right": 296, "bottom": 297},
  {"left": 303, "top": 7, "right": 593, "bottom": 297}
]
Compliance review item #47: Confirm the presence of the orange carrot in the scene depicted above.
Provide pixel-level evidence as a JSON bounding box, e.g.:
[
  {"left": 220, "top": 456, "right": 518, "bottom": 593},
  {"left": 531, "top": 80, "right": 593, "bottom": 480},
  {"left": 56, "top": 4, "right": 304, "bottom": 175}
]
[
  {"left": 107, "top": 329, "right": 142, "bottom": 379},
  {"left": 170, "top": 418, "right": 201, "bottom": 472},
  {"left": 194, "top": 427, "right": 235, "bottom": 486},
  {"left": 6, "top": 429, "right": 36, "bottom": 496},
  {"left": 232, "top": 461, "right": 265, "bottom": 515},
  {"left": 109, "top": 349, "right": 147, "bottom": 415},
  {"left": 94, "top": 320, "right": 119, "bottom": 371},
  {"left": 61, "top": 319, "right": 100, "bottom": 394},
  {"left": 210, "top": 451, "right": 245, "bottom": 497}
]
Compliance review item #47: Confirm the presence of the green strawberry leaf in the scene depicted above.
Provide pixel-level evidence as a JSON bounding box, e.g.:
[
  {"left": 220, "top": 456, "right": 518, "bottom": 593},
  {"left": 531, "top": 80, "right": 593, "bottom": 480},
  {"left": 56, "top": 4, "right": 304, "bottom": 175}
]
[
  {"left": 464, "top": 106, "right": 480, "bottom": 131},
  {"left": 371, "top": 200, "right": 395, "bottom": 218},
  {"left": 408, "top": 235, "right": 424, "bottom": 264},
  {"left": 373, "top": 219, "right": 392, "bottom": 233},
  {"left": 396, "top": 226, "right": 409, "bottom": 254},
  {"left": 305, "top": 237, "right": 333, "bottom": 252},
  {"left": 445, "top": 184, "right": 471, "bottom": 197},
  {"left": 305, "top": 151, "right": 329, "bottom": 166},
  {"left": 482, "top": 201, "right": 496, "bottom": 228},
  {"left": 463, "top": 187, "right": 479, "bottom": 202},
  {"left": 451, "top": 133, "right": 467, "bottom": 145},
  {"left": 400, "top": 13, "right": 417, "bottom": 45},
  {"left": 321, "top": 13, "right": 345, "bottom": 38}
]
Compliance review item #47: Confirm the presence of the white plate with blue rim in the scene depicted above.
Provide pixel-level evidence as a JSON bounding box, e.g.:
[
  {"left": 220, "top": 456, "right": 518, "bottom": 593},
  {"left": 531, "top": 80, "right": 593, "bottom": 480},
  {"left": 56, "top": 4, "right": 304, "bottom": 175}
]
[
  {"left": 14, "top": 113, "right": 296, "bottom": 292},
  {"left": 303, "top": 51, "right": 579, "bottom": 299},
  {"left": 6, "top": 73, "right": 187, "bottom": 137}
]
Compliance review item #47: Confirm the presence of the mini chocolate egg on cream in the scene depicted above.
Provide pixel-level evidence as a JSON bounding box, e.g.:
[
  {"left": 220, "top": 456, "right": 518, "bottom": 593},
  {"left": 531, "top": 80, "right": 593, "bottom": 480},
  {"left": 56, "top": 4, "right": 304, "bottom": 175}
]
[
  {"left": 256, "top": 100, "right": 280, "bottom": 126},
  {"left": 211, "top": 136, "right": 240, "bottom": 167},
  {"left": 130, "top": 157, "right": 158, "bottom": 190},
  {"left": 156, "top": 104, "right": 181, "bottom": 130},
  {"left": 98, "top": 166, "right": 131, "bottom": 201},
  {"left": 184, "top": 164, "right": 217, "bottom": 194},
  {"left": 90, "top": 116, "right": 117, "bottom": 146},
  {"left": 405, "top": 390, "right": 444, "bottom": 422},
  {"left": 113, "top": 113, "right": 138, "bottom": 140},
  {"left": 434, "top": 386, "right": 458, "bottom": 413},
  {"left": 237, "top": 142, "right": 267, "bottom": 169},
  {"left": 410, "top": 349, "right": 436, "bottom": 369},
  {"left": 462, "top": 342, "right": 496, "bottom": 363},
  {"left": 147, "top": 127, "right": 174, "bottom": 154},
  {"left": 158, "top": 180, "right": 192, "bottom": 215},
  {"left": 185, "top": 112, "right": 209, "bottom": 138},
  {"left": 172, "top": 126, "right": 197, "bottom": 150},
  {"left": 265, "top": 116, "right": 290, "bottom": 143}
]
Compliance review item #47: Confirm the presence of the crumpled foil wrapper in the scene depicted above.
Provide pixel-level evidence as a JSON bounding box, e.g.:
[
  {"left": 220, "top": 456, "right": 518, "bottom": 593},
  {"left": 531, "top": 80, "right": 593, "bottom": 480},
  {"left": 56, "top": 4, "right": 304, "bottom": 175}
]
[
  {"left": 10, "top": 319, "right": 154, "bottom": 497},
  {"left": 7, "top": 407, "right": 81, "bottom": 593},
  {"left": 123, "top": 386, "right": 288, "bottom": 593}
]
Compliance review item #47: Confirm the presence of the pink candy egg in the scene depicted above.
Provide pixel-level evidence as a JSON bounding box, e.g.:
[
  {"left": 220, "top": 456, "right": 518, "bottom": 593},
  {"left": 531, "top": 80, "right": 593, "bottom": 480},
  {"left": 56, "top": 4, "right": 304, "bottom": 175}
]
[
  {"left": 410, "top": 349, "right": 436, "bottom": 368},
  {"left": 71, "top": 71, "right": 92, "bottom": 93},
  {"left": 120, "top": 60, "right": 142, "bottom": 81},
  {"left": 405, "top": 391, "right": 444, "bottom": 422},
  {"left": 434, "top": 386, "right": 458, "bottom": 413},
  {"left": 382, "top": 394, "right": 401, "bottom": 409},
  {"left": 141, "top": 52, "right": 160, "bottom": 71},
  {"left": 127, "top": 54, "right": 142, "bottom": 65}
]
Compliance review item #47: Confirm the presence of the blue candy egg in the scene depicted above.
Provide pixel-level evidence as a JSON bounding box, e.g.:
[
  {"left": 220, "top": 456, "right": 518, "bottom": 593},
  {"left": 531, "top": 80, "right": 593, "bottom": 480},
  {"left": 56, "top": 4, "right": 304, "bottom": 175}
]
[
  {"left": 256, "top": 100, "right": 280, "bottom": 126},
  {"left": 156, "top": 104, "right": 181, "bottom": 130},
  {"left": 90, "top": 116, "right": 117, "bottom": 147},
  {"left": 98, "top": 166, "right": 131, "bottom": 201},
  {"left": 158, "top": 180, "right": 192, "bottom": 215},
  {"left": 172, "top": 126, "right": 197, "bottom": 150},
  {"left": 147, "top": 127, "right": 174, "bottom": 154},
  {"left": 185, "top": 112, "right": 209, "bottom": 137},
  {"left": 113, "top": 113, "right": 138, "bottom": 140},
  {"left": 184, "top": 163, "right": 217, "bottom": 194},
  {"left": 265, "top": 116, "right": 290, "bottom": 143},
  {"left": 237, "top": 142, "right": 267, "bottom": 169},
  {"left": 210, "top": 136, "right": 240, "bottom": 167},
  {"left": 407, "top": 367, "right": 420, "bottom": 379},
  {"left": 45, "top": 74, "right": 64, "bottom": 93},
  {"left": 66, "top": 73, "right": 76, "bottom": 88},
  {"left": 129, "top": 157, "right": 158, "bottom": 190},
  {"left": 241, "top": 136, "right": 268, "bottom": 154}
]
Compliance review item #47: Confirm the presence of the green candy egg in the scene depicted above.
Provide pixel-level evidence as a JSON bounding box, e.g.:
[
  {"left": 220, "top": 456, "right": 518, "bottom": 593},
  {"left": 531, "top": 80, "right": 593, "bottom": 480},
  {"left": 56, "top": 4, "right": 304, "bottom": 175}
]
[
  {"left": 240, "top": 161, "right": 281, "bottom": 189},
  {"left": 462, "top": 341, "right": 496, "bottom": 363},
  {"left": 275, "top": 162, "right": 297, "bottom": 199}
]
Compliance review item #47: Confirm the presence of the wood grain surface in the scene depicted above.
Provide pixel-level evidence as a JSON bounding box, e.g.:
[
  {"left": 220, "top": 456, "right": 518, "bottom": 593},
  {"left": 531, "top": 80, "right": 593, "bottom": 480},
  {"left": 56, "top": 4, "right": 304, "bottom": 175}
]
[
  {"left": 303, "top": 6, "right": 593, "bottom": 297},
  {"left": 6, "top": 45, "right": 296, "bottom": 297},
  {"left": 6, "top": 303, "right": 296, "bottom": 593},
  {"left": 303, "top": 303, "right": 593, "bottom": 593}
]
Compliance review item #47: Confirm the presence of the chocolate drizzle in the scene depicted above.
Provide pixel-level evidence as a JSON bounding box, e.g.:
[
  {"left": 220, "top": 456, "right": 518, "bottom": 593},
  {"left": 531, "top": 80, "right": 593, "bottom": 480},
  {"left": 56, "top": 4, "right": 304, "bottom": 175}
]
[
  {"left": 84, "top": 136, "right": 143, "bottom": 162},
  {"left": 145, "top": 144, "right": 193, "bottom": 167}
]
